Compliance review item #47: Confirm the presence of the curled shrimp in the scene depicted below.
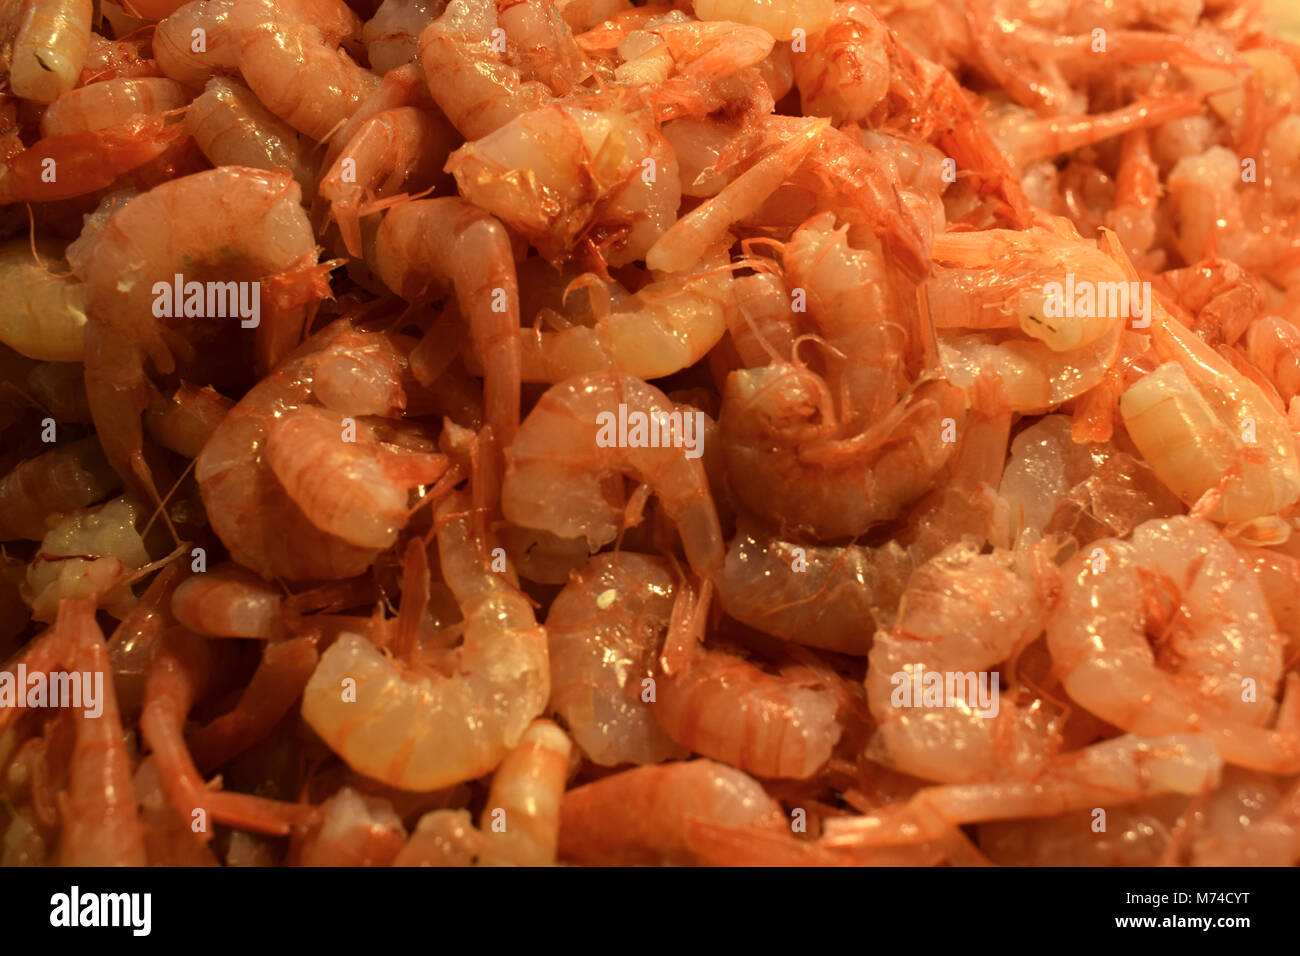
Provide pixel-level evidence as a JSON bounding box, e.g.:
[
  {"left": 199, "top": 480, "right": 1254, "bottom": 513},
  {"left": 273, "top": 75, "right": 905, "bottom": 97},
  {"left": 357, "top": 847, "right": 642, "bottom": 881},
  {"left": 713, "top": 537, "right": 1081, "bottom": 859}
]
[
  {"left": 445, "top": 89, "right": 680, "bottom": 267},
  {"left": 170, "top": 564, "right": 284, "bottom": 638},
  {"left": 655, "top": 578, "right": 843, "bottom": 780},
  {"left": 195, "top": 321, "right": 431, "bottom": 580},
  {"left": 502, "top": 372, "right": 725, "bottom": 578},
  {"left": 866, "top": 541, "right": 1059, "bottom": 784},
  {"left": 301, "top": 490, "right": 549, "bottom": 790},
  {"left": 545, "top": 552, "right": 688, "bottom": 766},
  {"left": 184, "top": 77, "right": 320, "bottom": 197},
  {"left": 1121, "top": 313, "right": 1300, "bottom": 522},
  {"left": 231, "top": 0, "right": 378, "bottom": 141},
  {"left": 10, "top": 0, "right": 92, "bottom": 103},
  {"left": 0, "top": 438, "right": 119, "bottom": 541},
  {"left": 317, "top": 106, "right": 456, "bottom": 257},
  {"left": 371, "top": 196, "right": 520, "bottom": 444},
  {"left": 83, "top": 165, "right": 323, "bottom": 500},
  {"left": 1047, "top": 515, "right": 1300, "bottom": 774}
]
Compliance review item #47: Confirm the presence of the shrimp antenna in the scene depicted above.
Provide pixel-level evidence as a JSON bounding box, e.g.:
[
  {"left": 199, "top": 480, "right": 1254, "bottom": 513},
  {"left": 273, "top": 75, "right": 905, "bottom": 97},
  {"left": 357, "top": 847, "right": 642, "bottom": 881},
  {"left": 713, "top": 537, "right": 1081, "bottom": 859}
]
[
  {"left": 25, "top": 206, "right": 76, "bottom": 279},
  {"left": 140, "top": 454, "right": 196, "bottom": 546}
]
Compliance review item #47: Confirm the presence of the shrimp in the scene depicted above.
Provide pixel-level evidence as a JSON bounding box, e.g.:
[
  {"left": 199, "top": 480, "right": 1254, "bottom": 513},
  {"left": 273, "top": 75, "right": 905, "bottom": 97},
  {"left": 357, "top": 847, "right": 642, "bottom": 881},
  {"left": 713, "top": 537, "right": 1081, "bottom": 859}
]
[
  {"left": 140, "top": 628, "right": 319, "bottom": 839},
  {"left": 184, "top": 77, "right": 320, "bottom": 197},
  {"left": 53, "top": 600, "right": 147, "bottom": 866},
  {"left": 545, "top": 552, "right": 687, "bottom": 766},
  {"left": 1120, "top": 314, "right": 1300, "bottom": 522},
  {"left": 196, "top": 322, "right": 423, "bottom": 580},
  {"left": 22, "top": 495, "right": 150, "bottom": 621},
  {"left": 300, "top": 490, "right": 549, "bottom": 790},
  {"left": 170, "top": 564, "right": 284, "bottom": 638},
  {"left": 394, "top": 719, "right": 572, "bottom": 865},
  {"left": 824, "top": 734, "right": 1223, "bottom": 847},
  {"left": 364, "top": 0, "right": 445, "bottom": 74},
  {"left": 719, "top": 364, "right": 964, "bottom": 539},
  {"left": 0, "top": 114, "right": 188, "bottom": 204},
  {"left": 153, "top": 0, "right": 241, "bottom": 88},
  {"left": 558, "top": 758, "right": 788, "bottom": 865},
  {"left": 691, "top": 0, "right": 834, "bottom": 43},
  {"left": 10, "top": 0, "right": 92, "bottom": 103},
  {"left": 84, "top": 165, "right": 321, "bottom": 501},
  {"left": 296, "top": 787, "right": 406, "bottom": 866},
  {"left": 418, "top": 0, "right": 568, "bottom": 139},
  {"left": 264, "top": 404, "right": 447, "bottom": 549},
  {"left": 1244, "top": 316, "right": 1300, "bottom": 405},
  {"left": 142, "top": 382, "right": 233, "bottom": 459},
  {"left": 1047, "top": 515, "right": 1300, "bottom": 773},
  {"left": 39, "top": 78, "right": 188, "bottom": 137},
  {"left": 231, "top": 0, "right": 378, "bottom": 142},
  {"left": 654, "top": 578, "right": 842, "bottom": 780},
  {"left": 445, "top": 90, "right": 681, "bottom": 268},
  {"left": 508, "top": 252, "right": 733, "bottom": 382},
  {"left": 715, "top": 520, "right": 913, "bottom": 655},
  {"left": 502, "top": 372, "right": 724, "bottom": 577},
  {"left": 791, "top": 1, "right": 892, "bottom": 125},
  {"left": 371, "top": 197, "right": 520, "bottom": 444},
  {"left": 0, "top": 240, "right": 87, "bottom": 362},
  {"left": 0, "top": 438, "right": 119, "bottom": 541},
  {"left": 977, "top": 797, "right": 1189, "bottom": 866},
  {"left": 865, "top": 541, "right": 1058, "bottom": 784},
  {"left": 317, "top": 106, "right": 456, "bottom": 257},
  {"left": 927, "top": 223, "right": 1131, "bottom": 411}
]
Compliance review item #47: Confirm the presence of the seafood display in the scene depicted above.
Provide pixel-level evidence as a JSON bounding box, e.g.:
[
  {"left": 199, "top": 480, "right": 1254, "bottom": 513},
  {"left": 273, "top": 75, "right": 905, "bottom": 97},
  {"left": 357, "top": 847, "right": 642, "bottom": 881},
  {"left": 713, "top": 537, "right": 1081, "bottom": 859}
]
[{"left": 4, "top": 0, "right": 1300, "bottom": 868}]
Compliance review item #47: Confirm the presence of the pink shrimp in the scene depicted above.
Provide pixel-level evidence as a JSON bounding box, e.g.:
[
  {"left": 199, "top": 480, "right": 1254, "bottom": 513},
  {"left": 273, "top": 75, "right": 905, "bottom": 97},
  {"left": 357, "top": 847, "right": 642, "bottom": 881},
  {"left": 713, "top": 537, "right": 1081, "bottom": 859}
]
[
  {"left": 83, "top": 165, "right": 323, "bottom": 501},
  {"left": 316, "top": 106, "right": 457, "bottom": 257},
  {"left": 371, "top": 197, "right": 520, "bottom": 445},
  {"left": 170, "top": 564, "right": 284, "bottom": 638},
  {"left": 54, "top": 599, "right": 147, "bottom": 865},
  {"left": 502, "top": 372, "right": 724, "bottom": 578},
  {"left": 0, "top": 438, "right": 119, "bottom": 541},
  {"left": 655, "top": 578, "right": 843, "bottom": 780},
  {"left": 40, "top": 77, "right": 188, "bottom": 137}
]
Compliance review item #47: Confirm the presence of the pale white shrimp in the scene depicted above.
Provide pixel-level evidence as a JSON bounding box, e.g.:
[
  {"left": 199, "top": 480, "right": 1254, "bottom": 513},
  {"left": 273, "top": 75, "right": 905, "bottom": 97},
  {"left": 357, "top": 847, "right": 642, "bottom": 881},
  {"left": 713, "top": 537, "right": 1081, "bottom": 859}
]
[
  {"left": 22, "top": 496, "right": 150, "bottom": 621},
  {"left": 996, "top": 414, "right": 1182, "bottom": 547},
  {"left": 1047, "top": 516, "right": 1300, "bottom": 773},
  {"left": 865, "top": 541, "right": 1059, "bottom": 784},
  {"left": 501, "top": 373, "right": 725, "bottom": 578},
  {"left": 184, "top": 76, "right": 320, "bottom": 197},
  {"left": 0, "top": 240, "right": 87, "bottom": 362},
  {"left": 1121, "top": 315, "right": 1300, "bottom": 522},
  {"left": 232, "top": 0, "right": 378, "bottom": 142},
  {"left": 545, "top": 553, "right": 687, "bottom": 767},
  {"left": 10, "top": 0, "right": 92, "bottom": 103},
  {"left": 692, "top": 0, "right": 834, "bottom": 42},
  {"left": 39, "top": 78, "right": 188, "bottom": 137},
  {"left": 715, "top": 520, "right": 913, "bottom": 655},
  {"left": 364, "top": 0, "right": 446, "bottom": 74},
  {"left": 301, "top": 490, "right": 548, "bottom": 790},
  {"left": 445, "top": 90, "right": 680, "bottom": 268}
]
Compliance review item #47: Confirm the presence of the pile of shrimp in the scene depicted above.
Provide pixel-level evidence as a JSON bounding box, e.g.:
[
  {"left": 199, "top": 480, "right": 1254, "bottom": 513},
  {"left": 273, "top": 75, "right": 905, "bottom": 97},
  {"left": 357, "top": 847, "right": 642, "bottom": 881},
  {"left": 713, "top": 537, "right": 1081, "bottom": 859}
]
[{"left": 3, "top": 0, "right": 1300, "bottom": 867}]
